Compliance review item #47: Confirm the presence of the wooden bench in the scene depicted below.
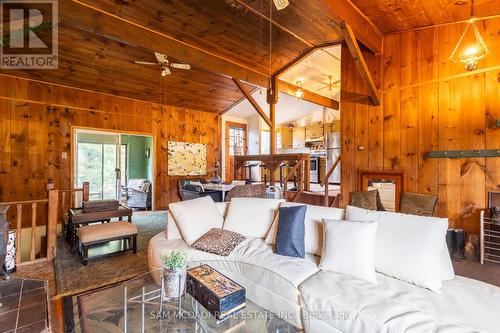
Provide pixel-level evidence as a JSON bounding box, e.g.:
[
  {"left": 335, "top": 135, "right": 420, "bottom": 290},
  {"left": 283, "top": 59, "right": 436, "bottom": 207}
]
[{"left": 76, "top": 221, "right": 138, "bottom": 265}]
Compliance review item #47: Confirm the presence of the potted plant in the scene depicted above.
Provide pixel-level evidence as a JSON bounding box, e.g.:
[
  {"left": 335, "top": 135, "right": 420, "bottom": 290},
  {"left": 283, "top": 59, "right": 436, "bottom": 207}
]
[{"left": 160, "top": 250, "right": 188, "bottom": 301}]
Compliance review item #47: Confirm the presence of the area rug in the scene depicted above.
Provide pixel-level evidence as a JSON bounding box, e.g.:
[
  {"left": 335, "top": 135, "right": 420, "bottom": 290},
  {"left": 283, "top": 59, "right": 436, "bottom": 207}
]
[{"left": 54, "top": 210, "right": 167, "bottom": 298}]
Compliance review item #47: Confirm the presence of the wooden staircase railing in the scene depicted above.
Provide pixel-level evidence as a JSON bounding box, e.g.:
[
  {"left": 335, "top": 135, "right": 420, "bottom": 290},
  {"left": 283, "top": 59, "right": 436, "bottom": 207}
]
[
  {"left": 321, "top": 155, "right": 341, "bottom": 207},
  {"left": 282, "top": 155, "right": 308, "bottom": 202},
  {"left": 0, "top": 182, "right": 90, "bottom": 266}
]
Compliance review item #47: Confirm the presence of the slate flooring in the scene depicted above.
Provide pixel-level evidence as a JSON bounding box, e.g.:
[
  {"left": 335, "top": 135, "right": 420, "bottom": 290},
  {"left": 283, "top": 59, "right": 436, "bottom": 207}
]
[{"left": 0, "top": 278, "right": 48, "bottom": 333}]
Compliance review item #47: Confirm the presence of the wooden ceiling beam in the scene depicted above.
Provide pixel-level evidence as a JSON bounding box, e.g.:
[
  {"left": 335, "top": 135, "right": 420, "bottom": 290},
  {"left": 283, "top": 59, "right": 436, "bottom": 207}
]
[
  {"left": 66, "top": 1, "right": 269, "bottom": 88},
  {"left": 321, "top": 0, "right": 383, "bottom": 54},
  {"left": 231, "top": 0, "right": 315, "bottom": 48},
  {"left": 278, "top": 80, "right": 340, "bottom": 110},
  {"left": 340, "top": 22, "right": 380, "bottom": 106},
  {"left": 232, "top": 78, "right": 273, "bottom": 128}
]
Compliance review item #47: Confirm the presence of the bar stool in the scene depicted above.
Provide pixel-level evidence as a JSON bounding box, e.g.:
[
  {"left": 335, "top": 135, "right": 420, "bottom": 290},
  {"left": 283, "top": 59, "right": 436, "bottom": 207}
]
[{"left": 244, "top": 163, "right": 259, "bottom": 184}]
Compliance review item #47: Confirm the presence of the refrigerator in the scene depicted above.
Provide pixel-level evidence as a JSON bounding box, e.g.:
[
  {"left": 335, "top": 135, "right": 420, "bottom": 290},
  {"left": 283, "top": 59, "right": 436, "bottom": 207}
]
[{"left": 327, "top": 132, "right": 341, "bottom": 184}]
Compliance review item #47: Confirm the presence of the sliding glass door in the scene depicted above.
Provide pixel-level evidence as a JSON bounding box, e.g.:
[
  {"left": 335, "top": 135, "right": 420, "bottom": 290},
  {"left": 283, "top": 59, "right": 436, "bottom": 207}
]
[{"left": 75, "top": 130, "right": 121, "bottom": 200}]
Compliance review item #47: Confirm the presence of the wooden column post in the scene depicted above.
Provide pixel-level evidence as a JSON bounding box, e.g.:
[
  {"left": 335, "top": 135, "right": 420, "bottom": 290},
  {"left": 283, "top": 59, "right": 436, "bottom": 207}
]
[
  {"left": 47, "top": 189, "right": 59, "bottom": 261},
  {"left": 268, "top": 77, "right": 278, "bottom": 186}
]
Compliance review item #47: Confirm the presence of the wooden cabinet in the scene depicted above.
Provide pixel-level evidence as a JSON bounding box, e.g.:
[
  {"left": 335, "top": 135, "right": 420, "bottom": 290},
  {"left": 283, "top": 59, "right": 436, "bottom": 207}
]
[
  {"left": 281, "top": 127, "right": 293, "bottom": 148},
  {"left": 306, "top": 124, "right": 324, "bottom": 139},
  {"left": 292, "top": 127, "right": 306, "bottom": 148}
]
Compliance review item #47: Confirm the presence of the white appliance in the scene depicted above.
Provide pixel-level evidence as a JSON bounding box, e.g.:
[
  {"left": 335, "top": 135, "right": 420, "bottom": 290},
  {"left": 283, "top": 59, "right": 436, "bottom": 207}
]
[{"left": 327, "top": 132, "right": 341, "bottom": 184}]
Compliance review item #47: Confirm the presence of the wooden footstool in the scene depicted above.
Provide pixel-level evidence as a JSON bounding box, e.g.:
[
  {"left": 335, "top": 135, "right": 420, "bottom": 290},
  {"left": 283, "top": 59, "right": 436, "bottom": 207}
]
[{"left": 76, "top": 221, "right": 138, "bottom": 265}]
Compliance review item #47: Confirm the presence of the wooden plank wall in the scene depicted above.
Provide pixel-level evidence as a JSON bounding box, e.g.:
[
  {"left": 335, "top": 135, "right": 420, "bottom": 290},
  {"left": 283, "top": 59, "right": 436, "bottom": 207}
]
[
  {"left": 341, "top": 18, "right": 500, "bottom": 234},
  {"left": 0, "top": 75, "right": 221, "bottom": 226}
]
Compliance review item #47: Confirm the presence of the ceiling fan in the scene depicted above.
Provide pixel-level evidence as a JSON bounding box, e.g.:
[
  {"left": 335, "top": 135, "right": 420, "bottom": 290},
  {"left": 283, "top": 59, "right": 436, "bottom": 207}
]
[
  {"left": 134, "top": 52, "right": 191, "bottom": 76},
  {"left": 318, "top": 75, "right": 340, "bottom": 91}
]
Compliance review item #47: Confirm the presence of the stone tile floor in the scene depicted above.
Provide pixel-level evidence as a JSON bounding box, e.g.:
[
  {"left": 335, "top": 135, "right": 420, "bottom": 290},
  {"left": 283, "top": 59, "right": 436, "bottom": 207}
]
[{"left": 0, "top": 278, "right": 48, "bottom": 333}]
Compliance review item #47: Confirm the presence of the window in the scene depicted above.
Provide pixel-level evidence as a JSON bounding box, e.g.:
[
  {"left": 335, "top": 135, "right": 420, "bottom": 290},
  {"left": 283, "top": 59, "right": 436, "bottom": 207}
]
[{"left": 229, "top": 126, "right": 246, "bottom": 156}]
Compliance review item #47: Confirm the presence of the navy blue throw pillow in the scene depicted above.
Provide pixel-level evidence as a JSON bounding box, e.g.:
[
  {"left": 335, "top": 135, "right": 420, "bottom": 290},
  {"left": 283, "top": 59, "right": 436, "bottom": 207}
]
[{"left": 275, "top": 205, "right": 307, "bottom": 258}]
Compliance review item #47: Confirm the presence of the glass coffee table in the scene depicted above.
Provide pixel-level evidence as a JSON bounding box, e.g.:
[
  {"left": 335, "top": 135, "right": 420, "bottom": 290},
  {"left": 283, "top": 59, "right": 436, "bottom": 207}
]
[{"left": 76, "top": 260, "right": 304, "bottom": 333}]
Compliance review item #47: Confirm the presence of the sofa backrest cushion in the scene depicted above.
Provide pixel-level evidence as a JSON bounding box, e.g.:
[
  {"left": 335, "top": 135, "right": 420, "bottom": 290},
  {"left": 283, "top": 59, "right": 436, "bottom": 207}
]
[
  {"left": 168, "top": 196, "right": 224, "bottom": 245},
  {"left": 167, "top": 202, "right": 229, "bottom": 240},
  {"left": 346, "top": 206, "right": 449, "bottom": 291},
  {"left": 266, "top": 203, "right": 345, "bottom": 256},
  {"left": 345, "top": 205, "right": 454, "bottom": 281},
  {"left": 223, "top": 198, "right": 283, "bottom": 238}
]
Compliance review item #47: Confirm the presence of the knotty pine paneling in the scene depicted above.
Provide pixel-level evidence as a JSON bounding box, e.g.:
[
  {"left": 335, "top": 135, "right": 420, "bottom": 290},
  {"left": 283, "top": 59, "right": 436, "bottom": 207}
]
[
  {"left": 0, "top": 75, "right": 221, "bottom": 227},
  {"left": 341, "top": 18, "right": 500, "bottom": 234}
]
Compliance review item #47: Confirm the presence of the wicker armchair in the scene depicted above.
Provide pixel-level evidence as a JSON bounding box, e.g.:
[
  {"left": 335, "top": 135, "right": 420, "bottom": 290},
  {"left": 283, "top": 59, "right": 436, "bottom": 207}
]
[{"left": 123, "top": 179, "right": 152, "bottom": 210}]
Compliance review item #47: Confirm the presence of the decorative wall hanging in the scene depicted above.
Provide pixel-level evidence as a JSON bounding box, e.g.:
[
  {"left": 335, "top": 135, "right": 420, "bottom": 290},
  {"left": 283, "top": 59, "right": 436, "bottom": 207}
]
[{"left": 168, "top": 141, "right": 207, "bottom": 176}]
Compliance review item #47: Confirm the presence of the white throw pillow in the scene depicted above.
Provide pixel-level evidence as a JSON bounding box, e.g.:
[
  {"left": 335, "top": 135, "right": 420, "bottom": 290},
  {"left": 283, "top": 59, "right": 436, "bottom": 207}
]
[
  {"left": 346, "top": 205, "right": 455, "bottom": 281},
  {"left": 223, "top": 198, "right": 283, "bottom": 238},
  {"left": 167, "top": 202, "right": 230, "bottom": 240},
  {"left": 168, "top": 196, "right": 224, "bottom": 245},
  {"left": 320, "top": 219, "right": 378, "bottom": 283},
  {"left": 345, "top": 205, "right": 448, "bottom": 290},
  {"left": 265, "top": 203, "right": 345, "bottom": 256}
]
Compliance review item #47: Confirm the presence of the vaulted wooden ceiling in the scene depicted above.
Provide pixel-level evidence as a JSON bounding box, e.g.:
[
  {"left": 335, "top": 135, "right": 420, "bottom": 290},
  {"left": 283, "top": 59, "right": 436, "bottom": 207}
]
[
  {"left": 351, "top": 0, "right": 500, "bottom": 33},
  {"left": 2, "top": 0, "right": 498, "bottom": 113},
  {"left": 0, "top": 0, "right": 377, "bottom": 113}
]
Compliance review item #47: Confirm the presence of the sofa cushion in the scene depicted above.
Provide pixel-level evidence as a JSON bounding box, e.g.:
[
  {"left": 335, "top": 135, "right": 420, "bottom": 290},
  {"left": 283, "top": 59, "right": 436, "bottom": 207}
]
[
  {"left": 223, "top": 198, "right": 283, "bottom": 238},
  {"left": 346, "top": 205, "right": 455, "bottom": 281},
  {"left": 168, "top": 196, "right": 223, "bottom": 245},
  {"left": 167, "top": 202, "right": 229, "bottom": 240},
  {"left": 275, "top": 205, "right": 307, "bottom": 258},
  {"left": 231, "top": 238, "right": 320, "bottom": 291},
  {"left": 320, "top": 220, "right": 378, "bottom": 283},
  {"left": 346, "top": 206, "right": 448, "bottom": 290},
  {"left": 77, "top": 221, "right": 137, "bottom": 244},
  {"left": 191, "top": 228, "right": 245, "bottom": 256},
  {"left": 300, "top": 270, "right": 500, "bottom": 332},
  {"left": 266, "top": 203, "right": 345, "bottom": 256}
]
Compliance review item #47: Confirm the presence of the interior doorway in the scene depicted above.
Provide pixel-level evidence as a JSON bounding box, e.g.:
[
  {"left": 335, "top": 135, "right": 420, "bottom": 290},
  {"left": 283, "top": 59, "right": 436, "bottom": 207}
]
[
  {"left": 73, "top": 129, "right": 154, "bottom": 209},
  {"left": 225, "top": 122, "right": 247, "bottom": 182}
]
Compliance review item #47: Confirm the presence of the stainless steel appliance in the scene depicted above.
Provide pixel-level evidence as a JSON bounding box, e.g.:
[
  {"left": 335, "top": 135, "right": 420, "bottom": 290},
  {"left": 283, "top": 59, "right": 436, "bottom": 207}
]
[
  {"left": 309, "top": 156, "right": 319, "bottom": 183},
  {"left": 327, "top": 132, "right": 341, "bottom": 184}
]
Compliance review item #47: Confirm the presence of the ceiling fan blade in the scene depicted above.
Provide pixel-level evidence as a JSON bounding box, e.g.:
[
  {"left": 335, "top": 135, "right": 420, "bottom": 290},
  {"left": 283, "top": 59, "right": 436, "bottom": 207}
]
[
  {"left": 154, "top": 52, "right": 167, "bottom": 63},
  {"left": 170, "top": 63, "right": 191, "bottom": 70},
  {"left": 318, "top": 86, "right": 330, "bottom": 91},
  {"left": 134, "top": 61, "right": 157, "bottom": 65}
]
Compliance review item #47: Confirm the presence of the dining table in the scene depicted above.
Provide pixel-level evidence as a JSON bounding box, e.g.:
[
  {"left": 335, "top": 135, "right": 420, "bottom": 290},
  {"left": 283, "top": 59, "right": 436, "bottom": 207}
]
[{"left": 201, "top": 183, "right": 235, "bottom": 202}]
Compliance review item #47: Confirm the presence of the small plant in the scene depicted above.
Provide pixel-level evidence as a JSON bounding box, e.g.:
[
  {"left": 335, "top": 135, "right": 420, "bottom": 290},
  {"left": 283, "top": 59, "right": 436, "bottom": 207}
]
[{"left": 161, "top": 250, "right": 188, "bottom": 271}]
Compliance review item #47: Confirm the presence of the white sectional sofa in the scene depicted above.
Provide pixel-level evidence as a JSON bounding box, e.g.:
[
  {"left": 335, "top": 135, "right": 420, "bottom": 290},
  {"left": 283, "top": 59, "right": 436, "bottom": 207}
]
[{"left": 148, "top": 199, "right": 500, "bottom": 332}]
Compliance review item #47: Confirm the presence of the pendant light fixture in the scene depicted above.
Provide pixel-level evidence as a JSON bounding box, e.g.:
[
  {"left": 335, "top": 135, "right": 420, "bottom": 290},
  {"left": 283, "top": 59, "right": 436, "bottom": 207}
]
[
  {"left": 273, "top": 0, "right": 289, "bottom": 11},
  {"left": 295, "top": 80, "right": 304, "bottom": 99},
  {"left": 449, "top": 0, "right": 489, "bottom": 71}
]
